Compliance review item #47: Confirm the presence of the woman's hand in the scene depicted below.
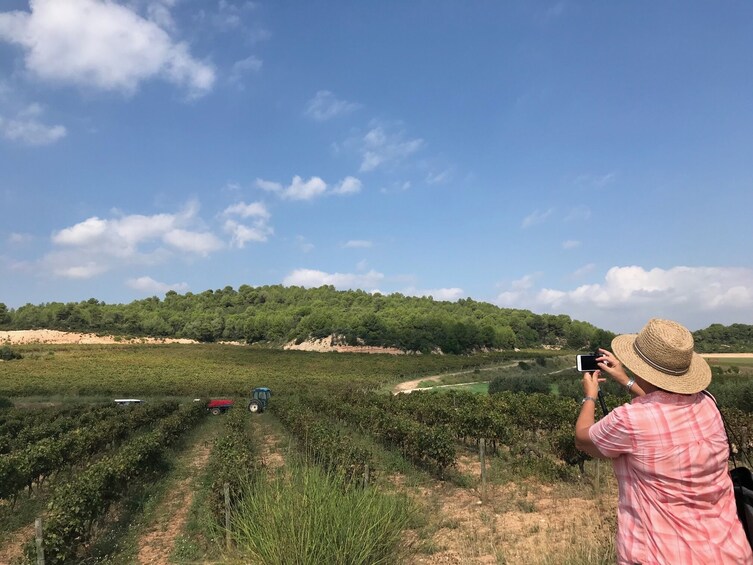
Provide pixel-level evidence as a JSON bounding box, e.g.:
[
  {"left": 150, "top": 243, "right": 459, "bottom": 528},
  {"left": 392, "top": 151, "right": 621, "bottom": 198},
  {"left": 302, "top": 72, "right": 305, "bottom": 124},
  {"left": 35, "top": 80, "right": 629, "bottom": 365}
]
[
  {"left": 595, "top": 348, "right": 630, "bottom": 387},
  {"left": 582, "top": 370, "right": 605, "bottom": 398}
]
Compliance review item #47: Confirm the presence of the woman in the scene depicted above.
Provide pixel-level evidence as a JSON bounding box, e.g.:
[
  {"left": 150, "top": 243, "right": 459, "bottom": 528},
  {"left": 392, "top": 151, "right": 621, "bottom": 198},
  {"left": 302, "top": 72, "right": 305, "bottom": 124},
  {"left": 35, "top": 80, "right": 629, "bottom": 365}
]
[{"left": 575, "top": 318, "right": 753, "bottom": 564}]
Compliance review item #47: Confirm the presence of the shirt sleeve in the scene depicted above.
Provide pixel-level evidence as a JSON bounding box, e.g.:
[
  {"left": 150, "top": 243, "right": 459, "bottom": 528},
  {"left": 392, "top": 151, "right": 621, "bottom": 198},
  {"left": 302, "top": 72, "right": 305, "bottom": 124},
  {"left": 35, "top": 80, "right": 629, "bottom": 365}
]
[{"left": 589, "top": 404, "right": 634, "bottom": 458}]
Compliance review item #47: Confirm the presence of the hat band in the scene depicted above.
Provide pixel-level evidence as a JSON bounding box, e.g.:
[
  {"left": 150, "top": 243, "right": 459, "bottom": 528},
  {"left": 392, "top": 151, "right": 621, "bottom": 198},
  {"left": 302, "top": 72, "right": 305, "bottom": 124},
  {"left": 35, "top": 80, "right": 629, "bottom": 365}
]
[{"left": 633, "top": 341, "right": 689, "bottom": 376}]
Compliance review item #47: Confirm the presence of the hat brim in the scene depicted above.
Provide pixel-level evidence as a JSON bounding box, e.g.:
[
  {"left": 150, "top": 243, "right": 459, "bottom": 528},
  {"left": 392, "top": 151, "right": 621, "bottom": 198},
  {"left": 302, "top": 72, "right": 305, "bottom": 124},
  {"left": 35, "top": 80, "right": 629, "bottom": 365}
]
[{"left": 611, "top": 334, "right": 711, "bottom": 394}]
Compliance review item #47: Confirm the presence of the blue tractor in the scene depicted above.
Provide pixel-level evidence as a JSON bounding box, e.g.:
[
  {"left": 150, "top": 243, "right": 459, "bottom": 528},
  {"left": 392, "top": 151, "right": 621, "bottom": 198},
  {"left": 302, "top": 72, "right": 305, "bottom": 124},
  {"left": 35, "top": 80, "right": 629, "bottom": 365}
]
[{"left": 248, "top": 387, "right": 272, "bottom": 413}]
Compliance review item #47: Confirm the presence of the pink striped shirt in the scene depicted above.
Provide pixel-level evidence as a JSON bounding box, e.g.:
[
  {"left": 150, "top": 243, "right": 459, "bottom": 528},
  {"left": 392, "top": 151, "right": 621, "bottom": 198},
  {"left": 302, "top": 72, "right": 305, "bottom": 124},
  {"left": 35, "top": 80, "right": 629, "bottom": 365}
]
[{"left": 590, "top": 391, "right": 753, "bottom": 564}]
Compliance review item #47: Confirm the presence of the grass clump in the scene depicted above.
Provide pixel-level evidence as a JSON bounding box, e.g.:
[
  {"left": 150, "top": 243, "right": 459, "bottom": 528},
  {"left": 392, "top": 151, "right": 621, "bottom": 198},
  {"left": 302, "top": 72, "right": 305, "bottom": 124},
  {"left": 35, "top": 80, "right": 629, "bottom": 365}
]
[{"left": 229, "top": 463, "right": 412, "bottom": 564}]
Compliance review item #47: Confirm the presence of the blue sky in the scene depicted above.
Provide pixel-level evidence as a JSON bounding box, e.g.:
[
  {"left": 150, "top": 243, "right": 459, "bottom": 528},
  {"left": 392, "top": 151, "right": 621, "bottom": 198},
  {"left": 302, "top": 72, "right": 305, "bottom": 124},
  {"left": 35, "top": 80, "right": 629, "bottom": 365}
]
[{"left": 1, "top": 0, "right": 753, "bottom": 333}]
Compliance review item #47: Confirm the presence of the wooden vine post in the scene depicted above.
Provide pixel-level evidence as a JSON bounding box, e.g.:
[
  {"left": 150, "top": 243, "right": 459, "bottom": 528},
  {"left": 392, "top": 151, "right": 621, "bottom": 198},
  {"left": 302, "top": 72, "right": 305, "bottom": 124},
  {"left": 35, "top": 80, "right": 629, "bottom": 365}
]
[
  {"left": 35, "top": 516, "right": 45, "bottom": 565},
  {"left": 479, "top": 438, "right": 488, "bottom": 503}
]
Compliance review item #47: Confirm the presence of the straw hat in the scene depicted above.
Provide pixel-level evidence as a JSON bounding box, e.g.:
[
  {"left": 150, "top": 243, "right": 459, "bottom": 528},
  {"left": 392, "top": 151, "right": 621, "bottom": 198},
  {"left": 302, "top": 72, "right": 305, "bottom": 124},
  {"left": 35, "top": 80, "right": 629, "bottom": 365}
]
[{"left": 611, "top": 318, "right": 711, "bottom": 394}]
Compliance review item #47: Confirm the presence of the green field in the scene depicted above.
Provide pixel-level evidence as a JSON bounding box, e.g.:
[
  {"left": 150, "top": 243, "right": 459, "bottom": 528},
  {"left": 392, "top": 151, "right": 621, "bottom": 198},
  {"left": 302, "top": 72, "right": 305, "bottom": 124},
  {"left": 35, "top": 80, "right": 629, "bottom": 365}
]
[{"left": 0, "top": 344, "right": 519, "bottom": 398}]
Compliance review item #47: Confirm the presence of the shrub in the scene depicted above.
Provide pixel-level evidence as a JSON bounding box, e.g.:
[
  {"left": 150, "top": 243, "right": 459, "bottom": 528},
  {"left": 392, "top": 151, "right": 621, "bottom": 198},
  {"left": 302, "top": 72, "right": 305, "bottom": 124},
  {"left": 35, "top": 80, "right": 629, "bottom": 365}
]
[
  {"left": 0, "top": 345, "right": 22, "bottom": 361},
  {"left": 0, "top": 397, "right": 13, "bottom": 409},
  {"left": 488, "top": 375, "right": 550, "bottom": 395}
]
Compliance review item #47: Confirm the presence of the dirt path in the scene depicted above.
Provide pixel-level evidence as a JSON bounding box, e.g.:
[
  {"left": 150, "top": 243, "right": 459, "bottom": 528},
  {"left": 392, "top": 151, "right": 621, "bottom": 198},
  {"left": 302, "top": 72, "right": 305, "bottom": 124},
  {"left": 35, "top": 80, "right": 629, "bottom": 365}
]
[
  {"left": 392, "top": 362, "right": 521, "bottom": 394},
  {"left": 135, "top": 427, "right": 216, "bottom": 565},
  {"left": 256, "top": 415, "right": 287, "bottom": 470},
  {"left": 0, "top": 522, "right": 35, "bottom": 564}
]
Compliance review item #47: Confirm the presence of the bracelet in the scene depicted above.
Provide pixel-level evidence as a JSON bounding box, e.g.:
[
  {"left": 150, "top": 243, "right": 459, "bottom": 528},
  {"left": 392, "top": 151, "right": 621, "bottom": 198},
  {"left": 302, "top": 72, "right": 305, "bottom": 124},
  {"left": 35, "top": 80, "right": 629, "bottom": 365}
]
[
  {"left": 626, "top": 378, "right": 635, "bottom": 392},
  {"left": 581, "top": 396, "right": 597, "bottom": 405}
]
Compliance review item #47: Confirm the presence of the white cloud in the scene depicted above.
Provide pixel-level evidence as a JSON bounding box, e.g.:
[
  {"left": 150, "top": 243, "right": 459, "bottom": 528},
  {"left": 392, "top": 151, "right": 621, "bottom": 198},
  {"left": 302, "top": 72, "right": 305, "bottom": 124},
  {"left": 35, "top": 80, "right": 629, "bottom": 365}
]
[
  {"left": 255, "top": 178, "right": 283, "bottom": 193},
  {"left": 404, "top": 287, "right": 465, "bottom": 301},
  {"left": 0, "top": 104, "right": 66, "bottom": 145},
  {"left": 223, "top": 201, "right": 269, "bottom": 219},
  {"left": 332, "top": 176, "right": 362, "bottom": 195},
  {"left": 0, "top": 0, "right": 215, "bottom": 97},
  {"left": 283, "top": 268, "right": 384, "bottom": 290},
  {"left": 163, "top": 229, "right": 223, "bottom": 255},
  {"left": 221, "top": 201, "right": 272, "bottom": 248},
  {"left": 358, "top": 123, "right": 424, "bottom": 172},
  {"left": 521, "top": 208, "right": 553, "bottom": 228},
  {"left": 145, "top": 0, "right": 177, "bottom": 31},
  {"left": 53, "top": 217, "right": 109, "bottom": 247},
  {"left": 304, "top": 90, "right": 360, "bottom": 121},
  {"left": 256, "top": 176, "right": 325, "bottom": 200},
  {"left": 512, "top": 274, "right": 539, "bottom": 290},
  {"left": 284, "top": 176, "right": 327, "bottom": 200},
  {"left": 223, "top": 219, "right": 271, "bottom": 248},
  {"left": 256, "top": 175, "right": 361, "bottom": 200},
  {"left": 45, "top": 203, "right": 225, "bottom": 278},
  {"left": 55, "top": 261, "right": 109, "bottom": 279},
  {"left": 229, "top": 55, "right": 262, "bottom": 85},
  {"left": 127, "top": 275, "right": 188, "bottom": 294},
  {"left": 343, "top": 240, "right": 372, "bottom": 249},
  {"left": 495, "top": 265, "right": 753, "bottom": 333},
  {"left": 562, "top": 240, "right": 581, "bottom": 250}
]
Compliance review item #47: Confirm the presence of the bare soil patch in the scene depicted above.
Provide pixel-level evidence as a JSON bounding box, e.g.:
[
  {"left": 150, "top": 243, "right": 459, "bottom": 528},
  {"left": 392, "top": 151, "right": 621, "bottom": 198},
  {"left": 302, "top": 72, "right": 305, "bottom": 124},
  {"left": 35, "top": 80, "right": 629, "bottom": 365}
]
[
  {"left": 1, "top": 329, "right": 198, "bottom": 345},
  {"left": 258, "top": 418, "right": 287, "bottom": 470},
  {"left": 701, "top": 353, "right": 753, "bottom": 359},
  {"left": 135, "top": 440, "right": 214, "bottom": 565},
  {"left": 0, "top": 523, "right": 35, "bottom": 564},
  {"left": 284, "top": 335, "right": 405, "bottom": 355},
  {"left": 403, "top": 477, "right": 616, "bottom": 564}
]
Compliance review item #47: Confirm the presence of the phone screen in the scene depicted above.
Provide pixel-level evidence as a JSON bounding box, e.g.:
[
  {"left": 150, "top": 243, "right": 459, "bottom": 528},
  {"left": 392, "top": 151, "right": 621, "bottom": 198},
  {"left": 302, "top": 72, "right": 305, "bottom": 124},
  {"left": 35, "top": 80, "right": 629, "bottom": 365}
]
[{"left": 576, "top": 355, "right": 599, "bottom": 372}]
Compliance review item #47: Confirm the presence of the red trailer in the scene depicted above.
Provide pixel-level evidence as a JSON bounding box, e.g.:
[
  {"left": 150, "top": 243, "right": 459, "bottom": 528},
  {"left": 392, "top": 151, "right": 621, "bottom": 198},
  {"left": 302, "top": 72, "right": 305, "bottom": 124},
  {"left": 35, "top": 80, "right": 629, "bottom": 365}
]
[{"left": 207, "top": 398, "right": 234, "bottom": 415}]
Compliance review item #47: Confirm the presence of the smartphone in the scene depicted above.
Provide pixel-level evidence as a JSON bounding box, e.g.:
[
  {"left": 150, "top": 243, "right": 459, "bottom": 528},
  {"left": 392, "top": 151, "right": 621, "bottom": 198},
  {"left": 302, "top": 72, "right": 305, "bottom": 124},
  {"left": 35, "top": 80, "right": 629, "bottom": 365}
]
[{"left": 576, "top": 354, "right": 600, "bottom": 372}]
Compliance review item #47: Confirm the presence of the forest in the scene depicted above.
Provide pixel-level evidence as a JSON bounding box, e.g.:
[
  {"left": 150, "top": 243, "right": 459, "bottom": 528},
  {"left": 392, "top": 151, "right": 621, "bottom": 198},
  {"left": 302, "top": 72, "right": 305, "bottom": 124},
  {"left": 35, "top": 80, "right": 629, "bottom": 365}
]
[
  {"left": 0, "top": 285, "right": 614, "bottom": 353},
  {"left": 693, "top": 323, "right": 753, "bottom": 353},
  {"left": 2, "top": 286, "right": 751, "bottom": 353}
]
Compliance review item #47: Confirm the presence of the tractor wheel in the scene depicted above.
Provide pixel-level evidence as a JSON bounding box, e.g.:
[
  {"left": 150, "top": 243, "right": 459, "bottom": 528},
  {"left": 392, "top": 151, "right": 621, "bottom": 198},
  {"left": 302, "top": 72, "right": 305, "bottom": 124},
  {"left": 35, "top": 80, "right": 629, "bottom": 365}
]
[
  {"left": 248, "top": 400, "right": 261, "bottom": 413},
  {"left": 210, "top": 407, "right": 221, "bottom": 415}
]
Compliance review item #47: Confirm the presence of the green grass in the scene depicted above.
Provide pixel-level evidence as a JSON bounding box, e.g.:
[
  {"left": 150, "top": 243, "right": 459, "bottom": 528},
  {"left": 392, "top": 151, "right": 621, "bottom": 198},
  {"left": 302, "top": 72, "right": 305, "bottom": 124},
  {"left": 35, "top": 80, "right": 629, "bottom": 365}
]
[
  {"left": 0, "top": 344, "right": 516, "bottom": 397},
  {"left": 440, "top": 382, "right": 489, "bottom": 394},
  {"left": 226, "top": 462, "right": 413, "bottom": 565}
]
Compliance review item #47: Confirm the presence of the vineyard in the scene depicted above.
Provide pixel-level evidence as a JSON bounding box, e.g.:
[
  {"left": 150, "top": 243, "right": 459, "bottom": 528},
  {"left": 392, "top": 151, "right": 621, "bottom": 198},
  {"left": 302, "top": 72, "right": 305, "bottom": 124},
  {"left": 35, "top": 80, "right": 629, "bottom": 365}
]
[{"left": 1, "top": 344, "right": 752, "bottom": 563}]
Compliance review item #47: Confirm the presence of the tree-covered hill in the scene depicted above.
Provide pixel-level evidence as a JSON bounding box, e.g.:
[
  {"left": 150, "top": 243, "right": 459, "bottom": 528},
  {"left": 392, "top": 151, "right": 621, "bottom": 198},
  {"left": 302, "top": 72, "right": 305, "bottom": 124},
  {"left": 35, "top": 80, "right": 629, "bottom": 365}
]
[
  {"left": 2, "top": 285, "right": 615, "bottom": 353},
  {"left": 693, "top": 323, "right": 753, "bottom": 353}
]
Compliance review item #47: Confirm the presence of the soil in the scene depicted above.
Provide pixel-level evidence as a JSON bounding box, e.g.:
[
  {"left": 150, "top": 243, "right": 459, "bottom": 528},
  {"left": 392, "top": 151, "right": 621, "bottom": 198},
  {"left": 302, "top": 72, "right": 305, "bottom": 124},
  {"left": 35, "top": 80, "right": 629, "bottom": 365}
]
[
  {"left": 0, "top": 523, "right": 35, "bottom": 564},
  {"left": 283, "top": 335, "right": 405, "bottom": 355},
  {"left": 258, "top": 417, "right": 286, "bottom": 469},
  {"left": 0, "top": 329, "right": 199, "bottom": 345},
  {"left": 135, "top": 439, "right": 214, "bottom": 564},
  {"left": 401, "top": 471, "right": 617, "bottom": 564}
]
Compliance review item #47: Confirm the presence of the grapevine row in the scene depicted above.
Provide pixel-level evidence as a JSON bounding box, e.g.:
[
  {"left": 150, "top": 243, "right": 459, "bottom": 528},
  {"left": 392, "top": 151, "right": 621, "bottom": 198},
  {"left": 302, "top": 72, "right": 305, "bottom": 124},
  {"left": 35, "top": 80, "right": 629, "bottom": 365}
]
[
  {"left": 0, "top": 401, "right": 178, "bottom": 500},
  {"left": 0, "top": 404, "right": 119, "bottom": 455},
  {"left": 326, "top": 391, "right": 456, "bottom": 475},
  {"left": 205, "top": 400, "right": 259, "bottom": 522},
  {"left": 38, "top": 402, "right": 206, "bottom": 564},
  {"left": 272, "top": 395, "right": 371, "bottom": 482}
]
